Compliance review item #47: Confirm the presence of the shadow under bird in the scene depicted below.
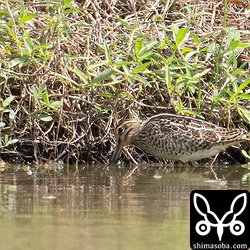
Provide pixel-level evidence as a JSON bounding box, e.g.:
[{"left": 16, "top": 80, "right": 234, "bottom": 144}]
[{"left": 110, "top": 113, "right": 249, "bottom": 164}]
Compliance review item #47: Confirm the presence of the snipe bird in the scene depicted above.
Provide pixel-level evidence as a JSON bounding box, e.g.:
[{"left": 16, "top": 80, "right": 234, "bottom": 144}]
[{"left": 110, "top": 113, "right": 248, "bottom": 164}]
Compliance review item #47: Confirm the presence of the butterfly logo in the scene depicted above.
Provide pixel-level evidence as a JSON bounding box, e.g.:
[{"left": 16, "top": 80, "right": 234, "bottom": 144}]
[{"left": 193, "top": 193, "right": 247, "bottom": 241}]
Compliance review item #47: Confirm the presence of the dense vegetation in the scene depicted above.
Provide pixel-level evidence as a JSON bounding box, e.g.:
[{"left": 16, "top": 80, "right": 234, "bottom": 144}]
[{"left": 0, "top": 0, "right": 250, "bottom": 164}]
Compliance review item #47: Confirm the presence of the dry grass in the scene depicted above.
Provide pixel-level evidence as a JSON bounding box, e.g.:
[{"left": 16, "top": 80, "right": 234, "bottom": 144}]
[{"left": 0, "top": 0, "right": 249, "bottom": 164}]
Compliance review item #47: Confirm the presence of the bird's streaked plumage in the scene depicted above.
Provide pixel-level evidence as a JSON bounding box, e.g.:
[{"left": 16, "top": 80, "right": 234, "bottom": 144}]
[{"left": 110, "top": 113, "right": 248, "bottom": 164}]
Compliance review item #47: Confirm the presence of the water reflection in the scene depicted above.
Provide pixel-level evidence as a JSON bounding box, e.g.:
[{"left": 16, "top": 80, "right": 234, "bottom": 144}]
[{"left": 0, "top": 164, "right": 249, "bottom": 250}]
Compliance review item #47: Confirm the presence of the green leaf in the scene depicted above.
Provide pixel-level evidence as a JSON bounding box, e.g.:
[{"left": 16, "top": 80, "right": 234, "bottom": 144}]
[
  {"left": 134, "top": 38, "right": 142, "bottom": 56},
  {"left": 72, "top": 68, "right": 89, "bottom": 85},
  {"left": 193, "top": 68, "right": 211, "bottom": 78},
  {"left": 4, "top": 134, "right": 8, "bottom": 144},
  {"left": 20, "top": 13, "right": 36, "bottom": 25},
  {"left": 49, "top": 101, "right": 63, "bottom": 107},
  {"left": 165, "top": 66, "right": 172, "bottom": 89},
  {"left": 55, "top": 72, "right": 81, "bottom": 87},
  {"left": 33, "top": 114, "right": 53, "bottom": 122},
  {"left": 4, "top": 24, "right": 18, "bottom": 43},
  {"left": 136, "top": 40, "right": 158, "bottom": 61},
  {"left": 22, "top": 106, "right": 29, "bottom": 115},
  {"left": 88, "top": 61, "right": 107, "bottom": 70},
  {"left": 132, "top": 62, "right": 151, "bottom": 74},
  {"left": 205, "top": 42, "right": 216, "bottom": 61},
  {"left": 39, "top": 83, "right": 47, "bottom": 94},
  {"left": 228, "top": 40, "right": 239, "bottom": 50},
  {"left": 91, "top": 69, "right": 116, "bottom": 84},
  {"left": 2, "top": 96, "right": 14, "bottom": 108},
  {"left": 41, "top": 91, "right": 50, "bottom": 106},
  {"left": 23, "top": 34, "right": 33, "bottom": 54},
  {"left": 8, "top": 55, "right": 29, "bottom": 68},
  {"left": 31, "top": 85, "right": 39, "bottom": 103},
  {"left": 153, "top": 69, "right": 166, "bottom": 78},
  {"left": 139, "top": 40, "right": 158, "bottom": 53},
  {"left": 6, "top": 139, "right": 18, "bottom": 146},
  {"left": 182, "top": 110, "right": 204, "bottom": 119},
  {"left": 132, "top": 73, "right": 152, "bottom": 87},
  {"left": 175, "top": 26, "right": 190, "bottom": 47},
  {"left": 104, "top": 42, "right": 111, "bottom": 64},
  {"left": 228, "top": 78, "right": 250, "bottom": 104},
  {"left": 137, "top": 50, "right": 154, "bottom": 62},
  {"left": 40, "top": 115, "right": 53, "bottom": 122},
  {"left": 117, "top": 17, "right": 133, "bottom": 30},
  {"left": 190, "top": 32, "right": 200, "bottom": 45},
  {"left": 238, "top": 106, "right": 250, "bottom": 123},
  {"left": 63, "top": 0, "right": 72, "bottom": 5},
  {"left": 122, "top": 64, "right": 130, "bottom": 75},
  {"left": 0, "top": 122, "right": 5, "bottom": 128},
  {"left": 238, "top": 94, "right": 250, "bottom": 100},
  {"left": 237, "top": 42, "right": 250, "bottom": 48}
]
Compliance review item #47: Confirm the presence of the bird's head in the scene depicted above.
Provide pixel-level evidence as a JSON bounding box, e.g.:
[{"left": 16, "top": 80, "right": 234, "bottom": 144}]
[{"left": 109, "top": 120, "right": 140, "bottom": 164}]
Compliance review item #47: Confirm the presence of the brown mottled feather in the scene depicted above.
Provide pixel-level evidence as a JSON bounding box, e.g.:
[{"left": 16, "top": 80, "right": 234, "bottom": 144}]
[{"left": 110, "top": 114, "right": 248, "bottom": 164}]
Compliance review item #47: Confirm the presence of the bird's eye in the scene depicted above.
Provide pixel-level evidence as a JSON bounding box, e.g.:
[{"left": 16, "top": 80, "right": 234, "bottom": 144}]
[{"left": 118, "top": 127, "right": 125, "bottom": 135}]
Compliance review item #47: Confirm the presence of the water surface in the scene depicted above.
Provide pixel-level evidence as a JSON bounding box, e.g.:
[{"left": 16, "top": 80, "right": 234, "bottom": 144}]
[{"left": 0, "top": 163, "right": 249, "bottom": 250}]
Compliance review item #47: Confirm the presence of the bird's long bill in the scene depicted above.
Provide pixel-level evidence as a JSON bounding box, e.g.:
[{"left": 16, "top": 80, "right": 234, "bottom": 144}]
[{"left": 109, "top": 143, "right": 122, "bottom": 164}]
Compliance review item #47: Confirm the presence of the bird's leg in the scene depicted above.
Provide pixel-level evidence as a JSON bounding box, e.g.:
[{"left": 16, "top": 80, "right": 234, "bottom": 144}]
[
  {"left": 210, "top": 152, "right": 219, "bottom": 166},
  {"left": 124, "top": 147, "right": 138, "bottom": 165},
  {"left": 209, "top": 153, "right": 220, "bottom": 180},
  {"left": 124, "top": 164, "right": 139, "bottom": 179}
]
